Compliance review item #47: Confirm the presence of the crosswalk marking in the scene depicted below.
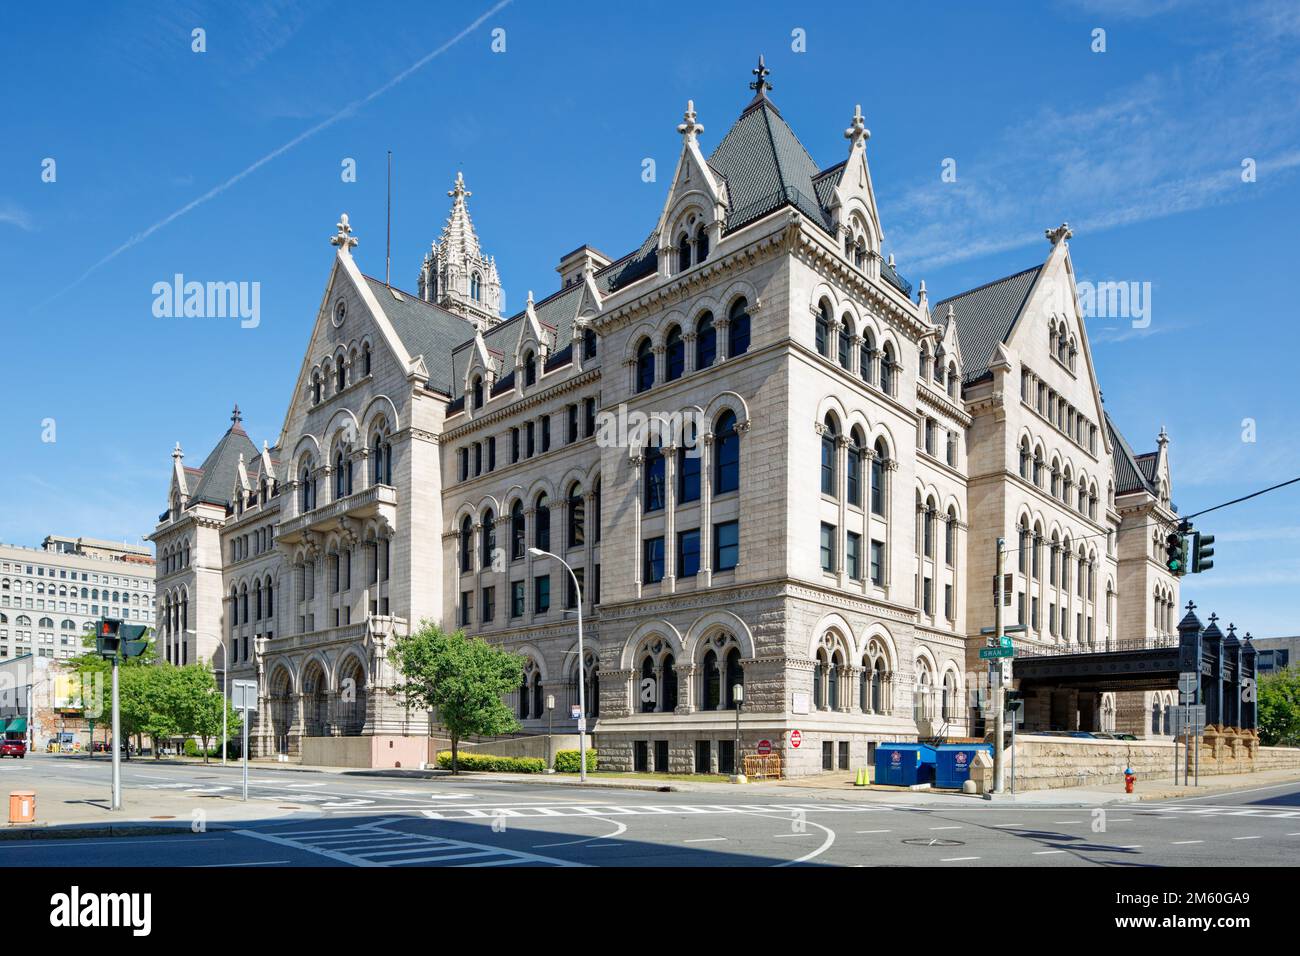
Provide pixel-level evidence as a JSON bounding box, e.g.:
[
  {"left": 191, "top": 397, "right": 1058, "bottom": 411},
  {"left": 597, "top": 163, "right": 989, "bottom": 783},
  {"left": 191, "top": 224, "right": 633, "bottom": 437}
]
[
  {"left": 1142, "top": 805, "right": 1300, "bottom": 821},
  {"left": 417, "top": 802, "right": 875, "bottom": 821},
  {"left": 238, "top": 823, "right": 584, "bottom": 867}
]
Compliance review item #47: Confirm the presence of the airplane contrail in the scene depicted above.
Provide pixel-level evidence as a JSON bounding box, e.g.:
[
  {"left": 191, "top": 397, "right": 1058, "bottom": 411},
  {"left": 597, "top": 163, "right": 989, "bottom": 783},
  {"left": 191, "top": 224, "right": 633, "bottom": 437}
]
[{"left": 37, "top": 0, "right": 513, "bottom": 311}]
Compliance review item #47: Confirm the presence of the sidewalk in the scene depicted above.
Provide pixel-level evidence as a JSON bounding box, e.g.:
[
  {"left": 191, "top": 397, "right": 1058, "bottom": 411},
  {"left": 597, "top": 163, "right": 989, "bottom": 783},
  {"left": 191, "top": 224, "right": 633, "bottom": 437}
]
[{"left": 0, "top": 763, "right": 314, "bottom": 841}]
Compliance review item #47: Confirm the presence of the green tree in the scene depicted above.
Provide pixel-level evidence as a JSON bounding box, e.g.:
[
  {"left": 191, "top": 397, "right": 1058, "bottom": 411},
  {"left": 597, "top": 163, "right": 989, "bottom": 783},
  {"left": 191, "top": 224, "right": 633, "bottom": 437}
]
[
  {"left": 1258, "top": 667, "right": 1300, "bottom": 747},
  {"left": 388, "top": 622, "right": 523, "bottom": 773},
  {"left": 170, "top": 663, "right": 242, "bottom": 761},
  {"left": 67, "top": 630, "right": 158, "bottom": 759}
]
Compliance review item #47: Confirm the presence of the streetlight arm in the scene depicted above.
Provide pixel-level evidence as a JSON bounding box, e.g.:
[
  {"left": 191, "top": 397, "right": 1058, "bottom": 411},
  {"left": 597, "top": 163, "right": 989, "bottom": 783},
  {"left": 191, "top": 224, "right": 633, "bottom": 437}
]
[{"left": 529, "top": 549, "right": 588, "bottom": 781}]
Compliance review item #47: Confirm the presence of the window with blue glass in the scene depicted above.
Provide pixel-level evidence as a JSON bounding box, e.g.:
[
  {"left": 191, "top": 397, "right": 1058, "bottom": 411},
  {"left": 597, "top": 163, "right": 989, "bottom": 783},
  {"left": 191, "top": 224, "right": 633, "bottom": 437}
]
[
  {"left": 677, "top": 529, "right": 700, "bottom": 578},
  {"left": 696, "top": 312, "right": 716, "bottom": 369},
  {"left": 534, "top": 575, "right": 550, "bottom": 614},
  {"left": 714, "top": 520, "right": 739, "bottom": 571},
  {"left": 714, "top": 410, "right": 739, "bottom": 494},
  {"left": 727, "top": 298, "right": 750, "bottom": 357},
  {"left": 644, "top": 445, "right": 666, "bottom": 511},
  {"left": 821, "top": 415, "right": 838, "bottom": 496},
  {"left": 635, "top": 338, "right": 654, "bottom": 393},
  {"left": 665, "top": 325, "right": 685, "bottom": 381},
  {"left": 643, "top": 536, "right": 665, "bottom": 584},
  {"left": 846, "top": 531, "right": 862, "bottom": 580},
  {"left": 678, "top": 444, "right": 700, "bottom": 502},
  {"left": 820, "top": 522, "right": 835, "bottom": 572}
]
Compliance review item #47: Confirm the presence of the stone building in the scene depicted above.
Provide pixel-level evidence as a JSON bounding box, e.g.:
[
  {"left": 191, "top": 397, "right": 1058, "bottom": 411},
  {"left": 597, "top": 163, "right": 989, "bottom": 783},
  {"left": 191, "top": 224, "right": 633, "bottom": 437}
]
[{"left": 150, "top": 63, "right": 1182, "bottom": 772}]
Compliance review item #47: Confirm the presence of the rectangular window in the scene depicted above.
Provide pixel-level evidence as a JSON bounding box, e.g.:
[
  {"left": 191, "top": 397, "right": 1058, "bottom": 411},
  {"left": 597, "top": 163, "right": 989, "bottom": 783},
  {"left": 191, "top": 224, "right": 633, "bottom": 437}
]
[
  {"left": 526, "top": 422, "right": 536, "bottom": 457},
  {"left": 488, "top": 436, "right": 496, "bottom": 471},
  {"left": 870, "top": 539, "right": 885, "bottom": 586},
  {"left": 474, "top": 443, "right": 482, "bottom": 476},
  {"left": 593, "top": 563, "right": 601, "bottom": 605},
  {"left": 541, "top": 415, "right": 551, "bottom": 453},
  {"left": 1032, "top": 596, "right": 1040, "bottom": 631},
  {"left": 1017, "top": 592, "right": 1026, "bottom": 625},
  {"left": 923, "top": 577, "right": 933, "bottom": 615},
  {"left": 714, "top": 520, "right": 739, "bottom": 572},
  {"left": 643, "top": 537, "right": 665, "bottom": 584},
  {"left": 567, "top": 403, "right": 578, "bottom": 443},
  {"left": 481, "top": 587, "right": 495, "bottom": 623},
  {"left": 584, "top": 397, "right": 596, "bottom": 437},
  {"left": 1050, "top": 603, "right": 1057, "bottom": 635},
  {"left": 511, "top": 427, "right": 520, "bottom": 463},
  {"left": 511, "top": 581, "right": 525, "bottom": 618},
  {"left": 677, "top": 529, "right": 701, "bottom": 578},
  {"left": 534, "top": 575, "right": 550, "bottom": 614},
  {"left": 678, "top": 448, "right": 701, "bottom": 503},
  {"left": 846, "top": 531, "right": 862, "bottom": 580},
  {"left": 567, "top": 568, "right": 584, "bottom": 609},
  {"left": 459, "top": 591, "right": 471, "bottom": 627},
  {"left": 944, "top": 583, "right": 954, "bottom": 621},
  {"left": 820, "top": 523, "right": 836, "bottom": 573},
  {"left": 458, "top": 448, "right": 468, "bottom": 482}
]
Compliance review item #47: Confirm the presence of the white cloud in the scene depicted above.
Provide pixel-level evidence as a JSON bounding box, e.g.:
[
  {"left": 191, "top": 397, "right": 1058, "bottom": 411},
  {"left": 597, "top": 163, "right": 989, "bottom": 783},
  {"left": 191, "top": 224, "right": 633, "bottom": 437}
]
[{"left": 0, "top": 201, "right": 33, "bottom": 231}]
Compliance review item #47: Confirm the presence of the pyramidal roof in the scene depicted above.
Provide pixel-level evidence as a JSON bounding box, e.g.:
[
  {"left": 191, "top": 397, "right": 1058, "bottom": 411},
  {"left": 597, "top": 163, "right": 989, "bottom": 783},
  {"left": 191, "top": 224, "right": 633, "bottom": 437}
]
[
  {"left": 934, "top": 265, "right": 1043, "bottom": 384},
  {"left": 437, "top": 171, "right": 482, "bottom": 261},
  {"left": 187, "top": 409, "right": 259, "bottom": 507}
]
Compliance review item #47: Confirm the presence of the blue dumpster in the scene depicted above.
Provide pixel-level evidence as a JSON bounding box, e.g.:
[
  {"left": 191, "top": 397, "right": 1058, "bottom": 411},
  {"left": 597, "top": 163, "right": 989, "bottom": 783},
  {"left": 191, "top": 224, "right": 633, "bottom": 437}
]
[
  {"left": 934, "top": 744, "right": 994, "bottom": 789},
  {"left": 874, "top": 744, "right": 936, "bottom": 786}
]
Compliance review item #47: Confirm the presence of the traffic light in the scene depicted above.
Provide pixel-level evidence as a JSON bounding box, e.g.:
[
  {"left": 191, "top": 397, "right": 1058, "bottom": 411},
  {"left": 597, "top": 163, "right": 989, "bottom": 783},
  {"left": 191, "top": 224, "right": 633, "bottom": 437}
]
[
  {"left": 1164, "top": 531, "right": 1186, "bottom": 575},
  {"left": 120, "top": 624, "right": 150, "bottom": 658},
  {"left": 94, "top": 618, "right": 122, "bottom": 659},
  {"left": 1191, "top": 531, "right": 1215, "bottom": 573}
]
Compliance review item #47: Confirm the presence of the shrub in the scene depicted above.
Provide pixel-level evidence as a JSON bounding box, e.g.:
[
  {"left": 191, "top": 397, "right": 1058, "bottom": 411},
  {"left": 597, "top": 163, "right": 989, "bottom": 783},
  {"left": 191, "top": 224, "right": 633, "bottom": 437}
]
[
  {"left": 434, "top": 751, "right": 545, "bottom": 773},
  {"left": 553, "top": 749, "right": 598, "bottom": 773},
  {"left": 183, "top": 739, "right": 200, "bottom": 757}
]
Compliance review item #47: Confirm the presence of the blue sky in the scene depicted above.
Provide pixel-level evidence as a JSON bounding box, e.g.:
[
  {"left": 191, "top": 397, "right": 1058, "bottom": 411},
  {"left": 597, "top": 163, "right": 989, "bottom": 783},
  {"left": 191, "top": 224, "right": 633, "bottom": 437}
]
[{"left": 2, "top": 0, "right": 1297, "bottom": 635}]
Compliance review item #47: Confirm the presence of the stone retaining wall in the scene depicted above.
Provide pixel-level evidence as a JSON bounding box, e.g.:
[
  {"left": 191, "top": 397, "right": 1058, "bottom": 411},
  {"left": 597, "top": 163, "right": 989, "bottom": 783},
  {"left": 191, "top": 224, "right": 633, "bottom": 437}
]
[{"left": 1006, "top": 731, "right": 1300, "bottom": 791}]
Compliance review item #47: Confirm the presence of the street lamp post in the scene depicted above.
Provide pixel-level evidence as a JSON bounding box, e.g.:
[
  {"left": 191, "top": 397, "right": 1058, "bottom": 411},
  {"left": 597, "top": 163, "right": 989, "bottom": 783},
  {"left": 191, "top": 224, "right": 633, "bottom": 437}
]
[
  {"left": 529, "top": 548, "right": 588, "bottom": 783},
  {"left": 545, "top": 693, "right": 555, "bottom": 773}
]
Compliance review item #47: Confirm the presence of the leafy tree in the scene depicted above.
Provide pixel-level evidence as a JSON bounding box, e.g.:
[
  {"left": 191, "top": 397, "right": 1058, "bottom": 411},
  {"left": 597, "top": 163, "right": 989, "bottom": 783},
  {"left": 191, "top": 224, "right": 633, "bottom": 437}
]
[
  {"left": 388, "top": 622, "right": 523, "bottom": 773},
  {"left": 1258, "top": 667, "right": 1300, "bottom": 747},
  {"left": 170, "top": 663, "right": 241, "bottom": 761},
  {"left": 67, "top": 630, "right": 158, "bottom": 759}
]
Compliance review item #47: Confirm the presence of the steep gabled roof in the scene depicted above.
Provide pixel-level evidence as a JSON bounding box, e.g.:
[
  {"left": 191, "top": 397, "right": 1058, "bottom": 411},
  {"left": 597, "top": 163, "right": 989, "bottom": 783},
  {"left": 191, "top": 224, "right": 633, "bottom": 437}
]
[
  {"left": 935, "top": 265, "right": 1043, "bottom": 383},
  {"left": 1105, "top": 411, "right": 1154, "bottom": 495},
  {"left": 362, "top": 276, "right": 477, "bottom": 394},
  {"left": 187, "top": 422, "right": 259, "bottom": 507},
  {"left": 707, "top": 98, "right": 831, "bottom": 233}
]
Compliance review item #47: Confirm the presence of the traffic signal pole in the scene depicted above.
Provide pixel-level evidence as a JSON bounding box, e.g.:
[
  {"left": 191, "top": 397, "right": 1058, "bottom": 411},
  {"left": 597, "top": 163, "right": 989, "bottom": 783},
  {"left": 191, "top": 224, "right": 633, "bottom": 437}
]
[
  {"left": 111, "top": 655, "right": 121, "bottom": 810},
  {"left": 993, "top": 537, "right": 1006, "bottom": 794}
]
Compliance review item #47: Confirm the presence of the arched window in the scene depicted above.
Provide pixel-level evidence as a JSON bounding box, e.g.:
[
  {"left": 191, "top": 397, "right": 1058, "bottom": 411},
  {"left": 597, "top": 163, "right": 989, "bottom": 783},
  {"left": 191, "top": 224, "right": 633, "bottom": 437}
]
[
  {"left": 510, "top": 500, "right": 526, "bottom": 560},
  {"left": 567, "top": 484, "right": 585, "bottom": 549},
  {"left": 727, "top": 298, "right": 750, "bottom": 357},
  {"left": 582, "top": 653, "right": 600, "bottom": 718},
  {"left": 923, "top": 496, "right": 936, "bottom": 558},
  {"left": 860, "top": 328, "right": 875, "bottom": 384},
  {"left": 701, "top": 650, "right": 720, "bottom": 710},
  {"left": 919, "top": 344, "right": 931, "bottom": 379},
  {"left": 847, "top": 428, "right": 864, "bottom": 507},
  {"left": 640, "top": 656, "right": 657, "bottom": 713},
  {"left": 677, "top": 232, "right": 691, "bottom": 273},
  {"left": 870, "top": 439, "right": 888, "bottom": 516},
  {"left": 534, "top": 494, "right": 551, "bottom": 552},
  {"left": 300, "top": 462, "right": 316, "bottom": 512},
  {"left": 312, "top": 372, "right": 321, "bottom": 405},
  {"left": 644, "top": 443, "right": 665, "bottom": 511},
  {"left": 1032, "top": 525, "right": 1043, "bottom": 580},
  {"left": 635, "top": 338, "right": 654, "bottom": 393},
  {"left": 820, "top": 415, "right": 838, "bottom": 496},
  {"left": 942, "top": 670, "right": 958, "bottom": 721},
  {"left": 523, "top": 351, "right": 537, "bottom": 387},
  {"left": 947, "top": 362, "right": 958, "bottom": 397},
  {"left": 1032, "top": 447, "right": 1044, "bottom": 486},
  {"left": 362, "top": 343, "right": 372, "bottom": 376},
  {"left": 724, "top": 648, "right": 744, "bottom": 709},
  {"left": 471, "top": 272, "right": 482, "bottom": 302},
  {"left": 695, "top": 312, "right": 716, "bottom": 370},
  {"left": 815, "top": 301, "right": 831, "bottom": 357},
  {"left": 880, "top": 342, "right": 896, "bottom": 394},
  {"left": 665, "top": 325, "right": 685, "bottom": 381},
  {"left": 336, "top": 359, "right": 346, "bottom": 392},
  {"left": 1019, "top": 438, "right": 1031, "bottom": 479},
  {"left": 839, "top": 316, "right": 853, "bottom": 370},
  {"left": 694, "top": 223, "right": 709, "bottom": 263},
  {"left": 945, "top": 507, "right": 957, "bottom": 566},
  {"left": 662, "top": 654, "right": 678, "bottom": 711},
  {"left": 471, "top": 376, "right": 484, "bottom": 410},
  {"left": 480, "top": 509, "right": 495, "bottom": 567},
  {"left": 714, "top": 410, "right": 739, "bottom": 494}
]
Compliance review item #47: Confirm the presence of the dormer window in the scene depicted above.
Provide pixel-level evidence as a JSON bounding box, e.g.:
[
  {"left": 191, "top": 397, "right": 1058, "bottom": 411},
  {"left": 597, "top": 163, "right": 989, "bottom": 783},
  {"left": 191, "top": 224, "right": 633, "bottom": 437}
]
[
  {"left": 524, "top": 351, "right": 536, "bottom": 387},
  {"left": 583, "top": 326, "right": 597, "bottom": 360},
  {"left": 471, "top": 375, "right": 484, "bottom": 410}
]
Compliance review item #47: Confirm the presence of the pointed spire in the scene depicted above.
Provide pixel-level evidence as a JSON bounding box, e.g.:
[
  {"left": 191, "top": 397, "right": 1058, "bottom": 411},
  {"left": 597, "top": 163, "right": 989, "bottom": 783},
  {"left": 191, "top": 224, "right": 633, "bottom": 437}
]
[
  {"left": 917, "top": 279, "right": 928, "bottom": 311},
  {"left": 844, "top": 104, "right": 870, "bottom": 150},
  {"left": 1158, "top": 425, "right": 1169, "bottom": 447},
  {"left": 231, "top": 404, "right": 242, "bottom": 426},
  {"left": 330, "top": 213, "right": 358, "bottom": 252},
  {"left": 678, "top": 99, "right": 704, "bottom": 145},
  {"left": 745, "top": 54, "right": 773, "bottom": 109},
  {"left": 172, "top": 442, "right": 183, "bottom": 462}
]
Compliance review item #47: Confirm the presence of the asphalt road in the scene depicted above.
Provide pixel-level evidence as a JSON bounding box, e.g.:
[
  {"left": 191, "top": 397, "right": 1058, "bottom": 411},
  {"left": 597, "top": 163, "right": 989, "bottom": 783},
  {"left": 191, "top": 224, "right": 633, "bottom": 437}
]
[{"left": 7, "top": 756, "right": 1300, "bottom": 867}]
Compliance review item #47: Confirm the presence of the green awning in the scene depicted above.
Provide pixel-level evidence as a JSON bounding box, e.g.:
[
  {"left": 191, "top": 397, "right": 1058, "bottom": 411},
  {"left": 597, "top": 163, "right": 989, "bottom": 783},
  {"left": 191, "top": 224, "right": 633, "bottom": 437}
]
[{"left": 3, "top": 717, "right": 27, "bottom": 733}]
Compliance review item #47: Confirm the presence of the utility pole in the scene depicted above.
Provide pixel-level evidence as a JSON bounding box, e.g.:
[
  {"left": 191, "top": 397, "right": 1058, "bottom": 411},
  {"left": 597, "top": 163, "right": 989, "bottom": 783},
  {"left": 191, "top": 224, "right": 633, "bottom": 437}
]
[{"left": 992, "top": 537, "right": 1006, "bottom": 794}]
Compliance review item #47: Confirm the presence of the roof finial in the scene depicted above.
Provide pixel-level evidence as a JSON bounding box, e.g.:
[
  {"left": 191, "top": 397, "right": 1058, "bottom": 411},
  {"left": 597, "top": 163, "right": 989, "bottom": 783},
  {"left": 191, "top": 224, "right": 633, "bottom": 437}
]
[
  {"left": 844, "top": 104, "right": 869, "bottom": 149},
  {"left": 1208, "top": 611, "right": 1219, "bottom": 625},
  {"left": 449, "top": 171, "right": 471, "bottom": 202},
  {"left": 749, "top": 54, "right": 772, "bottom": 99},
  {"left": 678, "top": 99, "right": 703, "bottom": 145},
  {"left": 1158, "top": 424, "right": 1169, "bottom": 446},
  {"left": 330, "top": 213, "right": 358, "bottom": 252},
  {"left": 231, "top": 403, "right": 242, "bottom": 426},
  {"left": 1186, "top": 600, "right": 1197, "bottom": 612},
  {"left": 172, "top": 441, "right": 183, "bottom": 461},
  {"left": 1045, "top": 222, "right": 1072, "bottom": 245}
]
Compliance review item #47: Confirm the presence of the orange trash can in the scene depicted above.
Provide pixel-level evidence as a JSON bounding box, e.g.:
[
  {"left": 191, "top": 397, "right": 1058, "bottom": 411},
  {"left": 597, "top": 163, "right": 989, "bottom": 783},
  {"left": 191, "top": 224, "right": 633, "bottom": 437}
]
[{"left": 8, "top": 791, "right": 36, "bottom": 824}]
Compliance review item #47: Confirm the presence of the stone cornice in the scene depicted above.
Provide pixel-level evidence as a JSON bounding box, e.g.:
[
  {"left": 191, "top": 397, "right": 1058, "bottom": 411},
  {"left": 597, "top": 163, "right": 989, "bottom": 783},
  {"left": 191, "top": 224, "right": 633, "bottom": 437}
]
[
  {"left": 915, "top": 381, "right": 972, "bottom": 426},
  {"left": 444, "top": 368, "right": 601, "bottom": 439}
]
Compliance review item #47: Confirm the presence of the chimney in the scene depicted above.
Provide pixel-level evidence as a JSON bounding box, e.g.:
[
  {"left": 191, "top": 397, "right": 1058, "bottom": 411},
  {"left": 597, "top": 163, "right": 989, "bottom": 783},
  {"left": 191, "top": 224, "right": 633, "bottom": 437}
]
[{"left": 556, "top": 244, "right": 612, "bottom": 289}]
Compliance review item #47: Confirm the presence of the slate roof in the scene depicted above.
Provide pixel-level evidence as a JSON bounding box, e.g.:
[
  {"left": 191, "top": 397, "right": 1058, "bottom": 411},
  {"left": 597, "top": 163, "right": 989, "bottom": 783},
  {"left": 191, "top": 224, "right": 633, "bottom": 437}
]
[
  {"left": 187, "top": 423, "right": 259, "bottom": 507},
  {"left": 363, "top": 276, "right": 477, "bottom": 395},
  {"left": 1105, "top": 411, "right": 1155, "bottom": 495},
  {"left": 933, "top": 265, "right": 1043, "bottom": 384}
]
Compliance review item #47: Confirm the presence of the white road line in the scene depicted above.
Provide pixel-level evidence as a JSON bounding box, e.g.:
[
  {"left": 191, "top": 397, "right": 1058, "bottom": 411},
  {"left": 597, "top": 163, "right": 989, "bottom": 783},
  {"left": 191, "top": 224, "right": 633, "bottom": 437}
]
[
  {"left": 1033, "top": 850, "right": 1066, "bottom": 855},
  {"left": 1117, "top": 844, "right": 1143, "bottom": 849},
  {"left": 1109, "top": 818, "right": 1132, "bottom": 822},
  {"left": 684, "top": 837, "right": 726, "bottom": 843},
  {"left": 196, "top": 860, "right": 290, "bottom": 867},
  {"left": 856, "top": 829, "right": 891, "bottom": 834},
  {"left": 1053, "top": 820, "right": 1082, "bottom": 824},
  {"left": 929, "top": 825, "right": 962, "bottom": 830},
  {"left": 772, "top": 832, "right": 813, "bottom": 838},
  {"left": 941, "top": 856, "right": 979, "bottom": 862},
  {"left": 1232, "top": 836, "right": 1262, "bottom": 841},
  {"left": 235, "top": 828, "right": 383, "bottom": 866},
  {"left": 1171, "top": 840, "right": 1204, "bottom": 845},
  {"left": 992, "top": 823, "right": 1022, "bottom": 828},
  {"left": 1288, "top": 833, "right": 1300, "bottom": 836}
]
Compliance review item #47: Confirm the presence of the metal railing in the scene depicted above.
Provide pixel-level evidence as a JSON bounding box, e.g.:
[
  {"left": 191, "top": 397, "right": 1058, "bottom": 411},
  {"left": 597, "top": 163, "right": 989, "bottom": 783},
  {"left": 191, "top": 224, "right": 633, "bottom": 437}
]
[{"left": 1013, "top": 634, "right": 1179, "bottom": 659}]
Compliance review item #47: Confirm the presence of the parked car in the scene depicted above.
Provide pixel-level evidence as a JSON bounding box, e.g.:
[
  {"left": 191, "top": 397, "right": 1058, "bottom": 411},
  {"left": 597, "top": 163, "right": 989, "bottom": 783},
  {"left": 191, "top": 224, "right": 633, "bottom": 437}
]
[{"left": 0, "top": 739, "right": 27, "bottom": 759}]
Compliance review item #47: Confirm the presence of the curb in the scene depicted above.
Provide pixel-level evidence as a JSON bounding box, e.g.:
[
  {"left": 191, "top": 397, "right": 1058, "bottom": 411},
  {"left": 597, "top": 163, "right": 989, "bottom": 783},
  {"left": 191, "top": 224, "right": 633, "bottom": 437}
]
[{"left": 0, "top": 823, "right": 206, "bottom": 842}]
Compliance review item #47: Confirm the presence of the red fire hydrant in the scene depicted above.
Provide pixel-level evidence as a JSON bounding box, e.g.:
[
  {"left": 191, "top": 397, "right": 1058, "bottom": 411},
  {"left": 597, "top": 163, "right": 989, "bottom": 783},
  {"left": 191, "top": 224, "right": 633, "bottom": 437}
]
[{"left": 1124, "top": 767, "right": 1136, "bottom": 794}]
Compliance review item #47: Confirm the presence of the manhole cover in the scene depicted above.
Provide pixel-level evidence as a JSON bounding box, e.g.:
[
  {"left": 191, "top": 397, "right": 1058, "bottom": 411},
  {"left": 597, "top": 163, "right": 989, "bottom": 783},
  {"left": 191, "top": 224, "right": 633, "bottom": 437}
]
[{"left": 901, "top": 838, "right": 964, "bottom": 847}]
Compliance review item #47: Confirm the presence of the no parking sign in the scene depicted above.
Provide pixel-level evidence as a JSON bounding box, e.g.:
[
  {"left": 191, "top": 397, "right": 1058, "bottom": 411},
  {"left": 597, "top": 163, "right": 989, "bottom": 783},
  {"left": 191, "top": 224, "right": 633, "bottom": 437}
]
[{"left": 789, "top": 729, "right": 802, "bottom": 749}]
